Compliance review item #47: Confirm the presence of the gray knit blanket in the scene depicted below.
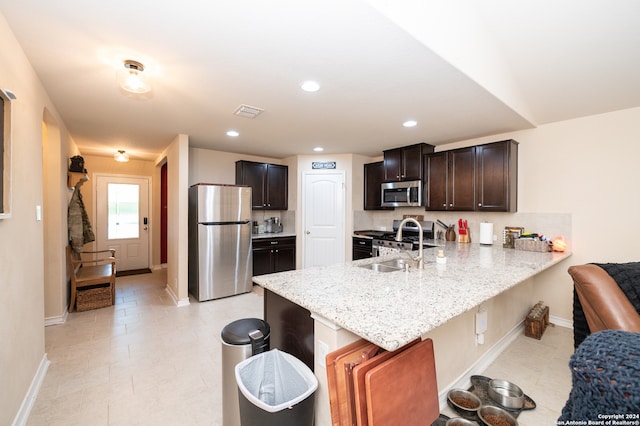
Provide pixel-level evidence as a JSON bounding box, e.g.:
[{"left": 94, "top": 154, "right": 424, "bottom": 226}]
[{"left": 559, "top": 329, "right": 640, "bottom": 422}]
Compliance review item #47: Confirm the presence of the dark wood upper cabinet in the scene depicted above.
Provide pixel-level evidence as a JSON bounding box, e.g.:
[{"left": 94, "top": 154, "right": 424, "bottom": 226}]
[
  {"left": 236, "top": 160, "right": 288, "bottom": 210},
  {"left": 364, "top": 161, "right": 393, "bottom": 210},
  {"left": 475, "top": 140, "right": 518, "bottom": 212},
  {"left": 425, "top": 140, "right": 517, "bottom": 212},
  {"left": 424, "top": 147, "right": 475, "bottom": 211},
  {"left": 383, "top": 143, "right": 434, "bottom": 181},
  {"left": 424, "top": 151, "right": 447, "bottom": 211}
]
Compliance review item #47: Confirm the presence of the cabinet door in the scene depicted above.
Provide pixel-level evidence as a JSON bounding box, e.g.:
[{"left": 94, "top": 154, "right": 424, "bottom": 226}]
[
  {"left": 383, "top": 148, "right": 402, "bottom": 181},
  {"left": 236, "top": 161, "right": 267, "bottom": 209},
  {"left": 273, "top": 246, "right": 296, "bottom": 273},
  {"left": 402, "top": 144, "right": 425, "bottom": 180},
  {"left": 424, "top": 152, "right": 448, "bottom": 211},
  {"left": 364, "top": 162, "right": 393, "bottom": 210},
  {"left": 264, "top": 289, "right": 314, "bottom": 371},
  {"left": 252, "top": 248, "right": 273, "bottom": 276},
  {"left": 265, "top": 164, "right": 288, "bottom": 210},
  {"left": 475, "top": 140, "right": 517, "bottom": 212},
  {"left": 449, "top": 147, "right": 476, "bottom": 211},
  {"left": 352, "top": 237, "right": 373, "bottom": 260}
]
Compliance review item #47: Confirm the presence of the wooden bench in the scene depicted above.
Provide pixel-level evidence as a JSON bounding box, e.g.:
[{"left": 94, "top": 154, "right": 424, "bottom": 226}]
[{"left": 66, "top": 245, "right": 116, "bottom": 312}]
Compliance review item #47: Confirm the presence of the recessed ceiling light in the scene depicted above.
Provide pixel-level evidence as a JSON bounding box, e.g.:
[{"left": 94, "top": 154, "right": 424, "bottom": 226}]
[
  {"left": 313, "top": 147, "right": 324, "bottom": 152},
  {"left": 403, "top": 120, "right": 418, "bottom": 128},
  {"left": 301, "top": 81, "right": 320, "bottom": 92},
  {"left": 226, "top": 130, "right": 239, "bottom": 137}
]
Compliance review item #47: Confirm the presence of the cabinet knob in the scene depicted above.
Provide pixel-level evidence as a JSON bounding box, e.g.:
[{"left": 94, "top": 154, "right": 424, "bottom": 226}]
[
  {"left": 449, "top": 203, "right": 453, "bottom": 207},
  {"left": 270, "top": 241, "right": 278, "bottom": 245},
  {"left": 478, "top": 203, "right": 482, "bottom": 207},
  {"left": 442, "top": 203, "right": 446, "bottom": 207}
]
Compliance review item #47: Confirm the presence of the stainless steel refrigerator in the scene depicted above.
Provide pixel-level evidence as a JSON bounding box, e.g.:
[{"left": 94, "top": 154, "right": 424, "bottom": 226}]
[{"left": 188, "top": 184, "right": 253, "bottom": 301}]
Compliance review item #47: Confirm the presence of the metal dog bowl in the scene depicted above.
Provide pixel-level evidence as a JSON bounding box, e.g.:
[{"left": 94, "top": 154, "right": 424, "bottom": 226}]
[
  {"left": 445, "top": 417, "right": 479, "bottom": 426},
  {"left": 478, "top": 405, "right": 518, "bottom": 426},
  {"left": 488, "top": 379, "right": 524, "bottom": 409},
  {"left": 447, "top": 388, "right": 482, "bottom": 417}
]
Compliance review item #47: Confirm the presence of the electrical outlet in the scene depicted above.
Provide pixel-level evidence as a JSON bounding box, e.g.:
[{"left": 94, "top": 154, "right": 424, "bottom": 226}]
[{"left": 475, "top": 309, "right": 488, "bottom": 334}]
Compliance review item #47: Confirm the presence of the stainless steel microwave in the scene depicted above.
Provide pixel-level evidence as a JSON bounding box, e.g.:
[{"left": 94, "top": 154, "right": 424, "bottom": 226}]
[{"left": 381, "top": 180, "right": 422, "bottom": 207}]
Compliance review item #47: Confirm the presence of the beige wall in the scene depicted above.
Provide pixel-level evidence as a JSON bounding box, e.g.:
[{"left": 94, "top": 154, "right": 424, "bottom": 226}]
[
  {"left": 188, "top": 147, "right": 285, "bottom": 186},
  {"left": 79, "top": 154, "right": 156, "bottom": 255},
  {"left": 442, "top": 108, "right": 640, "bottom": 323},
  {"left": 160, "top": 135, "right": 190, "bottom": 303},
  {"left": 0, "top": 12, "right": 78, "bottom": 424},
  {"left": 357, "top": 107, "right": 640, "bottom": 324}
]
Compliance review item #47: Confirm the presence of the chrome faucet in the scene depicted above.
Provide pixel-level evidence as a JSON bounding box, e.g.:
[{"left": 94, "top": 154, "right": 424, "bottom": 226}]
[{"left": 395, "top": 218, "right": 424, "bottom": 269}]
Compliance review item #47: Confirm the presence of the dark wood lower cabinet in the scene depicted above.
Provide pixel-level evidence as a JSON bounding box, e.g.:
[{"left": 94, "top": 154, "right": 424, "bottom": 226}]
[
  {"left": 353, "top": 236, "right": 373, "bottom": 260},
  {"left": 264, "top": 288, "right": 314, "bottom": 371},
  {"left": 254, "top": 237, "right": 312, "bottom": 369},
  {"left": 252, "top": 236, "right": 296, "bottom": 276}
]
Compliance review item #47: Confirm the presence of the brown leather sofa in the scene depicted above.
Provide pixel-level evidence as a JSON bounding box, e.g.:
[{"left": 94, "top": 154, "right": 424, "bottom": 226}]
[{"left": 568, "top": 264, "right": 640, "bottom": 333}]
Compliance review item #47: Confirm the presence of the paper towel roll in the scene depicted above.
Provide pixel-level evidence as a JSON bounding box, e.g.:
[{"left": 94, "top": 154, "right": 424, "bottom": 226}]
[{"left": 479, "top": 222, "right": 494, "bottom": 245}]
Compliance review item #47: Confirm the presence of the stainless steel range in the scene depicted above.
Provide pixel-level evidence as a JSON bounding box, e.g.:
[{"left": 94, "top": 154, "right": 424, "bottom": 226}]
[{"left": 372, "top": 220, "right": 435, "bottom": 256}]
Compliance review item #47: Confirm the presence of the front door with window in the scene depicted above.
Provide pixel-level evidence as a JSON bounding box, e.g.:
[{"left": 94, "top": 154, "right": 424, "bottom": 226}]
[{"left": 96, "top": 175, "right": 150, "bottom": 272}]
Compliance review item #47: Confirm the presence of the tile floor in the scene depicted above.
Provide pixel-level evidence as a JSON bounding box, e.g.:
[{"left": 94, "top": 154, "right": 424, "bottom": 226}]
[{"left": 27, "top": 269, "right": 573, "bottom": 425}]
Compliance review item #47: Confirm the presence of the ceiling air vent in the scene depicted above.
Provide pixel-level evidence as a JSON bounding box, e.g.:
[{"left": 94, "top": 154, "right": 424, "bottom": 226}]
[{"left": 234, "top": 104, "right": 264, "bottom": 119}]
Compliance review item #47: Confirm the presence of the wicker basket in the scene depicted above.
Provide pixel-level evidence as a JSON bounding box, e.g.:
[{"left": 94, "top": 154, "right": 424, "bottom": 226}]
[
  {"left": 525, "top": 303, "right": 549, "bottom": 339},
  {"left": 514, "top": 239, "right": 551, "bottom": 252},
  {"left": 76, "top": 284, "right": 112, "bottom": 311}
]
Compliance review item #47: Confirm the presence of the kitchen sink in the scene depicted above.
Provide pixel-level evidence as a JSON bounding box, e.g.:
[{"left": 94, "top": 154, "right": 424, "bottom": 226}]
[{"left": 359, "top": 258, "right": 415, "bottom": 272}]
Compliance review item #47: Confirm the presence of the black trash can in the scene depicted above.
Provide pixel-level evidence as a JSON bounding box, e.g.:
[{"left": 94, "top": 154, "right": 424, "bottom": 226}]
[
  {"left": 221, "top": 318, "right": 270, "bottom": 426},
  {"left": 235, "top": 349, "right": 318, "bottom": 426}
]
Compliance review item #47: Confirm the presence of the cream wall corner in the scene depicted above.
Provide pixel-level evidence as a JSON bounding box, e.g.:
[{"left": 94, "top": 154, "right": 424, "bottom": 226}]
[
  {"left": 0, "top": 11, "right": 77, "bottom": 425},
  {"left": 157, "top": 134, "right": 190, "bottom": 304}
]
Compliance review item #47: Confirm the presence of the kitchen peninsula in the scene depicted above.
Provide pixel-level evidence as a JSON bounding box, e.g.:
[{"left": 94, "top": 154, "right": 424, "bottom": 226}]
[{"left": 252, "top": 242, "right": 571, "bottom": 425}]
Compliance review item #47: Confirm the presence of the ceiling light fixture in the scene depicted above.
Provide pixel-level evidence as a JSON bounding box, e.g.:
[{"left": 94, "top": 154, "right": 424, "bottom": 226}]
[
  {"left": 313, "top": 147, "right": 324, "bottom": 152},
  {"left": 118, "top": 60, "right": 151, "bottom": 94},
  {"left": 403, "top": 120, "right": 418, "bottom": 128},
  {"left": 301, "top": 81, "right": 320, "bottom": 92},
  {"left": 114, "top": 150, "right": 129, "bottom": 162},
  {"left": 226, "top": 130, "right": 239, "bottom": 137}
]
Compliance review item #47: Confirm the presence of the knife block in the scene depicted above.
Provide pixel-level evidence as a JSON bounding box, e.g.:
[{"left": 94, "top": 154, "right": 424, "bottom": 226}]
[{"left": 459, "top": 230, "right": 470, "bottom": 243}]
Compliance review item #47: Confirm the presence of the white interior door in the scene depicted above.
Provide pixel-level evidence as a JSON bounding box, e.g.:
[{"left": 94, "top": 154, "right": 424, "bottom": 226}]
[
  {"left": 302, "top": 171, "right": 345, "bottom": 268},
  {"left": 96, "top": 175, "right": 150, "bottom": 272}
]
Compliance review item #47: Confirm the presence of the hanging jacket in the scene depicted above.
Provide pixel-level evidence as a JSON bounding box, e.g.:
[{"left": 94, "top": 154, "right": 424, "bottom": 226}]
[{"left": 68, "top": 185, "right": 95, "bottom": 252}]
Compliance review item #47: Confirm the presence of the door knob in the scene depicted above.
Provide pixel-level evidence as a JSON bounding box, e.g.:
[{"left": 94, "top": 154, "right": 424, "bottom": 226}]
[{"left": 305, "top": 230, "right": 310, "bottom": 235}]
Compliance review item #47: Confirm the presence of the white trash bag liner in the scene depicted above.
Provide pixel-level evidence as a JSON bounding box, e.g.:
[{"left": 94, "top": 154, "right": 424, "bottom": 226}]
[{"left": 235, "top": 349, "right": 318, "bottom": 413}]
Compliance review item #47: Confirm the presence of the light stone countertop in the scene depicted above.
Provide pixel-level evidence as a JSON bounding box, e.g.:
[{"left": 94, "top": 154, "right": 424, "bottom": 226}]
[{"left": 252, "top": 241, "right": 571, "bottom": 351}]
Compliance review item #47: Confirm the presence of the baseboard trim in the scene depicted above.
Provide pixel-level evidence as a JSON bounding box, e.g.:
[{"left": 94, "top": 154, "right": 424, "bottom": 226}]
[
  {"left": 12, "top": 354, "right": 50, "bottom": 426},
  {"left": 165, "top": 284, "right": 190, "bottom": 307},
  {"left": 44, "top": 309, "right": 69, "bottom": 327},
  {"left": 437, "top": 322, "right": 524, "bottom": 408},
  {"left": 550, "top": 314, "right": 573, "bottom": 329}
]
